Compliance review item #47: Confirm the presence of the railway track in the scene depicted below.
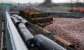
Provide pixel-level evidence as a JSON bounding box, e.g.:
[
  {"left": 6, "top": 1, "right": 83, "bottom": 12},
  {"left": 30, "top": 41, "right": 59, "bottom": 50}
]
[{"left": 4, "top": 11, "right": 67, "bottom": 50}]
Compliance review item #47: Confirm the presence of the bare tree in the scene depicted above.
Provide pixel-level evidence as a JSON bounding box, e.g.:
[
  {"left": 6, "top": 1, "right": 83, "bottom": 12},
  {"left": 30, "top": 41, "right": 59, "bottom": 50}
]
[{"left": 44, "top": 0, "right": 52, "bottom": 4}]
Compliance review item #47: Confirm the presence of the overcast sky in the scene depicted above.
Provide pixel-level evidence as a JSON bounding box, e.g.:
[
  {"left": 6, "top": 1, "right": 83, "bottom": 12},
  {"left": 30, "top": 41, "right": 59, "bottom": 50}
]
[{"left": 1, "top": 0, "right": 84, "bottom": 3}]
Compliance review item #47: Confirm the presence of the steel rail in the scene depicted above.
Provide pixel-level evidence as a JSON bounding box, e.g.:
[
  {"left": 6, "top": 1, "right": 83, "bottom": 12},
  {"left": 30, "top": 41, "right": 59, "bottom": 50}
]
[{"left": 5, "top": 11, "right": 28, "bottom": 50}]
